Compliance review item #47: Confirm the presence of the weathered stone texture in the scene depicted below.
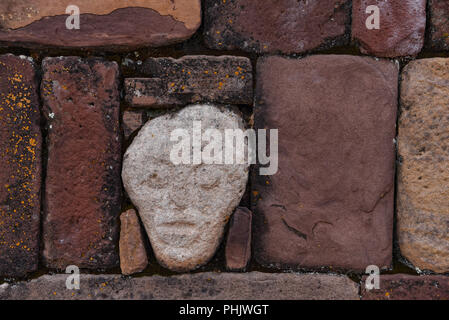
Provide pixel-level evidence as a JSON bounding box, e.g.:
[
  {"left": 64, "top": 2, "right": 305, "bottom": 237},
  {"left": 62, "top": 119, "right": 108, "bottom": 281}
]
[
  {"left": 352, "top": 0, "right": 426, "bottom": 57},
  {"left": 125, "top": 56, "right": 253, "bottom": 107},
  {"left": 0, "top": 272, "right": 360, "bottom": 300},
  {"left": 0, "top": 0, "right": 201, "bottom": 48},
  {"left": 204, "top": 0, "right": 350, "bottom": 54},
  {"left": 361, "top": 274, "right": 449, "bottom": 300},
  {"left": 122, "top": 104, "right": 249, "bottom": 272},
  {"left": 119, "top": 209, "right": 148, "bottom": 275},
  {"left": 398, "top": 58, "right": 449, "bottom": 273},
  {"left": 0, "top": 54, "right": 41, "bottom": 278},
  {"left": 225, "top": 207, "right": 252, "bottom": 271},
  {"left": 42, "top": 57, "right": 121, "bottom": 270},
  {"left": 122, "top": 110, "right": 145, "bottom": 140},
  {"left": 253, "top": 55, "right": 398, "bottom": 271},
  {"left": 429, "top": 0, "right": 449, "bottom": 50}
]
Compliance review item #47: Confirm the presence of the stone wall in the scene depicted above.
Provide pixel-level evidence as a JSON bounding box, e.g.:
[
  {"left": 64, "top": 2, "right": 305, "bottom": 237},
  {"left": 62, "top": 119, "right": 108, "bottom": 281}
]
[{"left": 0, "top": 0, "right": 448, "bottom": 300}]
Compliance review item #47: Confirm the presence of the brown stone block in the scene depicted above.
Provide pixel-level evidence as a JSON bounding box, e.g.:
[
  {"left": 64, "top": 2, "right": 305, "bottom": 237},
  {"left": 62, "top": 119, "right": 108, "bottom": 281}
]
[
  {"left": 204, "top": 0, "right": 350, "bottom": 54},
  {"left": 0, "top": 1, "right": 201, "bottom": 49},
  {"left": 0, "top": 54, "right": 41, "bottom": 277},
  {"left": 125, "top": 56, "right": 253, "bottom": 107},
  {"left": 42, "top": 57, "right": 121, "bottom": 270}
]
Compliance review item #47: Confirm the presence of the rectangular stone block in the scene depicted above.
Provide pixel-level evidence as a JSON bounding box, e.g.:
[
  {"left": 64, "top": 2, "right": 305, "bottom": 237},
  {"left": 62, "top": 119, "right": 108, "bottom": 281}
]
[
  {"left": 429, "top": 0, "right": 449, "bottom": 50},
  {"left": 0, "top": 54, "right": 42, "bottom": 277},
  {"left": 253, "top": 55, "right": 398, "bottom": 272},
  {"left": 204, "top": 0, "right": 350, "bottom": 54},
  {"left": 0, "top": 0, "right": 201, "bottom": 48},
  {"left": 42, "top": 57, "right": 121, "bottom": 270},
  {"left": 398, "top": 58, "right": 449, "bottom": 273},
  {"left": 0, "top": 272, "right": 360, "bottom": 300},
  {"left": 125, "top": 56, "right": 253, "bottom": 107},
  {"left": 352, "top": 0, "right": 426, "bottom": 57},
  {"left": 361, "top": 274, "right": 449, "bottom": 300},
  {"left": 225, "top": 207, "right": 252, "bottom": 271}
]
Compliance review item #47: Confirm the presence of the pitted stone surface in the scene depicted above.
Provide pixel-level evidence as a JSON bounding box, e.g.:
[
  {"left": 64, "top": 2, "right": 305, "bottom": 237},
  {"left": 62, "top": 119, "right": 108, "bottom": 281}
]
[
  {"left": 42, "top": 57, "right": 121, "bottom": 270},
  {"left": 429, "top": 0, "right": 449, "bottom": 50},
  {"left": 0, "top": 0, "right": 201, "bottom": 48},
  {"left": 253, "top": 55, "right": 398, "bottom": 271},
  {"left": 119, "top": 209, "right": 148, "bottom": 275},
  {"left": 204, "top": 0, "right": 350, "bottom": 54},
  {"left": 0, "top": 54, "right": 41, "bottom": 278},
  {"left": 225, "top": 207, "right": 252, "bottom": 271},
  {"left": 352, "top": 0, "right": 426, "bottom": 57},
  {"left": 0, "top": 272, "right": 360, "bottom": 300},
  {"left": 361, "top": 274, "right": 449, "bottom": 300},
  {"left": 125, "top": 56, "right": 253, "bottom": 107},
  {"left": 398, "top": 58, "right": 449, "bottom": 273},
  {"left": 122, "top": 104, "right": 249, "bottom": 272}
]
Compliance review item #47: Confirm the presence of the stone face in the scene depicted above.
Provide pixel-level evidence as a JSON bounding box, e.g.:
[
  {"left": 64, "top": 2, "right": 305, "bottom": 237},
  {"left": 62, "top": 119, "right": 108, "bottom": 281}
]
[
  {"left": 429, "top": 0, "right": 449, "bottom": 50},
  {"left": 253, "top": 55, "right": 398, "bottom": 271},
  {"left": 204, "top": 0, "right": 350, "bottom": 54},
  {"left": 398, "top": 58, "right": 449, "bottom": 274},
  {"left": 225, "top": 207, "right": 252, "bottom": 271},
  {"left": 42, "top": 57, "right": 121, "bottom": 270},
  {"left": 0, "top": 0, "right": 201, "bottom": 48},
  {"left": 352, "top": 0, "right": 426, "bottom": 57},
  {"left": 122, "top": 104, "right": 249, "bottom": 272},
  {"left": 361, "top": 274, "right": 449, "bottom": 300},
  {"left": 0, "top": 55, "right": 41, "bottom": 278},
  {"left": 119, "top": 209, "right": 148, "bottom": 275},
  {"left": 122, "top": 110, "right": 145, "bottom": 140},
  {"left": 125, "top": 56, "right": 253, "bottom": 107},
  {"left": 0, "top": 272, "right": 360, "bottom": 300}
]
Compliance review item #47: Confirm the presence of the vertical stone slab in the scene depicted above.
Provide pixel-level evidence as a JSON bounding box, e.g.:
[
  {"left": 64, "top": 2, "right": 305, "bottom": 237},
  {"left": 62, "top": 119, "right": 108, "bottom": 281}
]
[
  {"left": 0, "top": 54, "right": 41, "bottom": 277},
  {"left": 225, "top": 207, "right": 252, "bottom": 271},
  {"left": 352, "top": 0, "right": 426, "bottom": 57},
  {"left": 398, "top": 58, "right": 449, "bottom": 273},
  {"left": 253, "top": 55, "right": 398, "bottom": 271},
  {"left": 429, "top": 0, "right": 449, "bottom": 50},
  {"left": 204, "top": 0, "right": 350, "bottom": 54},
  {"left": 42, "top": 57, "right": 121, "bottom": 270}
]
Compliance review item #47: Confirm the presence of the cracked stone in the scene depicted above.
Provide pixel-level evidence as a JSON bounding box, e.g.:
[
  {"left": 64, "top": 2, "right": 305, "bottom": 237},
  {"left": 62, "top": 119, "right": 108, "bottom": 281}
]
[{"left": 122, "top": 104, "right": 249, "bottom": 272}]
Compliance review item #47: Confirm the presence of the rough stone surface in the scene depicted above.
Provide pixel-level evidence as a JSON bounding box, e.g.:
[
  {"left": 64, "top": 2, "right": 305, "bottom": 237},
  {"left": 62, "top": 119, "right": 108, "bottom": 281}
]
[
  {"left": 429, "top": 0, "right": 449, "bottom": 50},
  {"left": 125, "top": 56, "right": 253, "bottom": 107},
  {"left": 253, "top": 55, "right": 398, "bottom": 271},
  {"left": 122, "top": 110, "right": 145, "bottom": 140},
  {"left": 0, "top": 272, "right": 360, "bottom": 300},
  {"left": 361, "top": 274, "right": 449, "bottom": 300},
  {"left": 0, "top": 54, "right": 41, "bottom": 278},
  {"left": 0, "top": 0, "right": 201, "bottom": 49},
  {"left": 122, "top": 104, "right": 249, "bottom": 272},
  {"left": 42, "top": 57, "right": 121, "bottom": 270},
  {"left": 119, "top": 209, "right": 148, "bottom": 275},
  {"left": 398, "top": 58, "right": 449, "bottom": 274},
  {"left": 225, "top": 207, "right": 252, "bottom": 271},
  {"left": 352, "top": 0, "right": 426, "bottom": 57},
  {"left": 204, "top": 0, "right": 350, "bottom": 54}
]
